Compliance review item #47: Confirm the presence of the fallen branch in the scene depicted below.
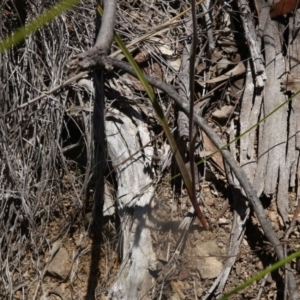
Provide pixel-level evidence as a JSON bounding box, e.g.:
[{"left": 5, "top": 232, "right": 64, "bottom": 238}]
[{"left": 77, "top": 55, "right": 298, "bottom": 297}]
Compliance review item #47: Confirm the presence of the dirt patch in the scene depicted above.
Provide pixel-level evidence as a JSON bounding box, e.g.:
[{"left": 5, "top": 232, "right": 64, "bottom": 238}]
[{"left": 8, "top": 167, "right": 300, "bottom": 300}]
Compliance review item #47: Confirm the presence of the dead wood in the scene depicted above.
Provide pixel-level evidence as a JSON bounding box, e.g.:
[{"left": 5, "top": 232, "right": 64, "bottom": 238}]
[
  {"left": 105, "top": 102, "right": 156, "bottom": 300},
  {"left": 3, "top": 1, "right": 300, "bottom": 299},
  {"left": 90, "top": 55, "right": 298, "bottom": 297},
  {"left": 0, "top": 1, "right": 96, "bottom": 298},
  {"left": 203, "top": 121, "right": 250, "bottom": 299}
]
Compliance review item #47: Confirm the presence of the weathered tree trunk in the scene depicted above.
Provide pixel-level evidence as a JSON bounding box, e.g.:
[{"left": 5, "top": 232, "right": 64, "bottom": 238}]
[
  {"left": 240, "top": 1, "right": 300, "bottom": 226},
  {"left": 106, "top": 101, "right": 156, "bottom": 300}
]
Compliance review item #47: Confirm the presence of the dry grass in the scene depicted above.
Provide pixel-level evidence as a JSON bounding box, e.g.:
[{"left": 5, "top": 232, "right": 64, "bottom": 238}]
[
  {"left": 0, "top": 0, "right": 96, "bottom": 297},
  {"left": 2, "top": 0, "right": 298, "bottom": 299}
]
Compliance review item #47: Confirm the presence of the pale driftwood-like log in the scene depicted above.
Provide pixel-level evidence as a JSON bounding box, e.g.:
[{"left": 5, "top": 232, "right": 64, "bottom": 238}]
[
  {"left": 239, "top": 4, "right": 300, "bottom": 297},
  {"left": 241, "top": 2, "right": 296, "bottom": 221},
  {"left": 278, "top": 14, "right": 300, "bottom": 297},
  {"left": 253, "top": 20, "right": 287, "bottom": 197},
  {"left": 237, "top": 0, "right": 266, "bottom": 87},
  {"left": 239, "top": 64, "right": 261, "bottom": 184},
  {"left": 106, "top": 102, "right": 156, "bottom": 300},
  {"left": 238, "top": 0, "right": 266, "bottom": 187},
  {"left": 277, "top": 13, "right": 300, "bottom": 225},
  {"left": 240, "top": 2, "right": 290, "bottom": 198}
]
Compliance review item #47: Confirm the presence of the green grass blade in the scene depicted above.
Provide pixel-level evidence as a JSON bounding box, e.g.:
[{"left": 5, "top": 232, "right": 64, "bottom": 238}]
[
  {"left": 0, "top": 0, "right": 80, "bottom": 54},
  {"left": 199, "top": 88, "right": 300, "bottom": 163},
  {"left": 170, "top": 89, "right": 300, "bottom": 181},
  {"left": 220, "top": 249, "right": 300, "bottom": 299}
]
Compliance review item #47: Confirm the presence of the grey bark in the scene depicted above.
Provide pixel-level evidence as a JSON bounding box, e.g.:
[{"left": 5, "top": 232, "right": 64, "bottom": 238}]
[{"left": 106, "top": 103, "right": 156, "bottom": 300}]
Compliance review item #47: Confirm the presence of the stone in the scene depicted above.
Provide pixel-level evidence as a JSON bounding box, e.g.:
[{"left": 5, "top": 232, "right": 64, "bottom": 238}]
[
  {"left": 193, "top": 240, "right": 224, "bottom": 279},
  {"left": 196, "top": 257, "right": 223, "bottom": 279},
  {"left": 47, "top": 247, "right": 70, "bottom": 279}
]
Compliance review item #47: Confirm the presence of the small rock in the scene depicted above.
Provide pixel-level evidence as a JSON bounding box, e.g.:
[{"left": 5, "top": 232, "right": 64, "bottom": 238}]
[
  {"left": 196, "top": 257, "right": 223, "bottom": 279},
  {"left": 212, "top": 105, "right": 234, "bottom": 120},
  {"left": 178, "top": 265, "right": 190, "bottom": 281},
  {"left": 235, "top": 263, "right": 241, "bottom": 276},
  {"left": 218, "top": 242, "right": 224, "bottom": 248},
  {"left": 196, "top": 287, "right": 203, "bottom": 297},
  {"left": 170, "top": 281, "right": 185, "bottom": 299},
  {"left": 169, "top": 294, "right": 181, "bottom": 300},
  {"left": 193, "top": 240, "right": 219, "bottom": 257},
  {"left": 170, "top": 280, "right": 184, "bottom": 293},
  {"left": 47, "top": 247, "right": 70, "bottom": 279},
  {"left": 193, "top": 241, "right": 223, "bottom": 279},
  {"left": 204, "top": 196, "right": 214, "bottom": 206}
]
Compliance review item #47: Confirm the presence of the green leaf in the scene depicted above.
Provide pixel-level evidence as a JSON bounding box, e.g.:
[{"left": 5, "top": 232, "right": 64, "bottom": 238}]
[
  {"left": 220, "top": 249, "right": 300, "bottom": 299},
  {"left": 0, "top": 0, "right": 80, "bottom": 54}
]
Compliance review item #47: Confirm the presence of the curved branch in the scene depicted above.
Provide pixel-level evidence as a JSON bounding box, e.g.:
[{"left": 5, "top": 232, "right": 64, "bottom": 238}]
[
  {"left": 98, "top": 58, "right": 280, "bottom": 254},
  {"left": 102, "top": 58, "right": 298, "bottom": 297}
]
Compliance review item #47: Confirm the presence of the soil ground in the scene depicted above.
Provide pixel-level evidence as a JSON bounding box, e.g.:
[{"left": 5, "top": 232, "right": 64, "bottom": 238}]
[{"left": 31, "top": 171, "right": 300, "bottom": 300}]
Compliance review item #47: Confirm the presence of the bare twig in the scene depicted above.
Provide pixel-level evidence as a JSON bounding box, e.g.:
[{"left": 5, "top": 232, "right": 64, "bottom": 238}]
[
  {"left": 201, "top": 0, "right": 215, "bottom": 54},
  {"left": 5, "top": 71, "right": 89, "bottom": 116},
  {"left": 94, "top": 0, "right": 116, "bottom": 54},
  {"left": 188, "top": 0, "right": 199, "bottom": 236},
  {"left": 203, "top": 120, "right": 249, "bottom": 299},
  {"left": 66, "top": 0, "right": 117, "bottom": 73}
]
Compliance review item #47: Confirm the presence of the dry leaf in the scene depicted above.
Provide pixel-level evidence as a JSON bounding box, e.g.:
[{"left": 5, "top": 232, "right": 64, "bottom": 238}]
[
  {"left": 270, "top": 0, "right": 300, "bottom": 18},
  {"left": 216, "top": 58, "right": 233, "bottom": 75},
  {"left": 159, "top": 44, "right": 174, "bottom": 56},
  {"left": 196, "top": 62, "right": 207, "bottom": 74},
  {"left": 281, "top": 73, "right": 300, "bottom": 93},
  {"left": 201, "top": 131, "right": 224, "bottom": 171},
  {"left": 198, "top": 62, "right": 245, "bottom": 85},
  {"left": 212, "top": 105, "right": 234, "bottom": 120},
  {"left": 211, "top": 50, "right": 222, "bottom": 63},
  {"left": 169, "top": 58, "right": 181, "bottom": 71}
]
